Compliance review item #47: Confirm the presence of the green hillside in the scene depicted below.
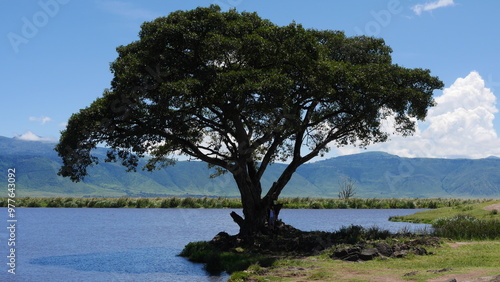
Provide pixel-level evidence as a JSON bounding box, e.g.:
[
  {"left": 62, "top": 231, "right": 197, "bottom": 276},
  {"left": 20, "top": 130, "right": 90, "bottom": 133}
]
[{"left": 1, "top": 136, "right": 499, "bottom": 198}]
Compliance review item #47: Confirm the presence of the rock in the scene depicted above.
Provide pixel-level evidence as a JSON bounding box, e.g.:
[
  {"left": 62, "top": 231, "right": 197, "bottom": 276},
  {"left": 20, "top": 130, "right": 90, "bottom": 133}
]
[
  {"left": 334, "top": 247, "right": 361, "bottom": 261},
  {"left": 332, "top": 247, "right": 362, "bottom": 261},
  {"left": 490, "top": 275, "right": 500, "bottom": 282},
  {"left": 332, "top": 248, "right": 350, "bottom": 259},
  {"left": 331, "top": 246, "right": 381, "bottom": 261},
  {"left": 392, "top": 249, "right": 409, "bottom": 258},
  {"left": 404, "top": 271, "right": 419, "bottom": 276},
  {"left": 427, "top": 268, "right": 453, "bottom": 273},
  {"left": 375, "top": 242, "right": 393, "bottom": 257},
  {"left": 359, "top": 248, "right": 379, "bottom": 261},
  {"left": 412, "top": 247, "right": 428, "bottom": 256}
]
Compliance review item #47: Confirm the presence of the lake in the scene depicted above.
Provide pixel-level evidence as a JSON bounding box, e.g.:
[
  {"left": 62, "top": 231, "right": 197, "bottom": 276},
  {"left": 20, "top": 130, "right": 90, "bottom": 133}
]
[{"left": 0, "top": 208, "right": 430, "bottom": 281}]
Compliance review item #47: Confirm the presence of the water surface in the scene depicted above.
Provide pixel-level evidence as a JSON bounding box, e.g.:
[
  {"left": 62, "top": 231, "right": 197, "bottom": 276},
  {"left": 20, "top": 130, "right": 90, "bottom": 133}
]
[{"left": 0, "top": 208, "right": 429, "bottom": 281}]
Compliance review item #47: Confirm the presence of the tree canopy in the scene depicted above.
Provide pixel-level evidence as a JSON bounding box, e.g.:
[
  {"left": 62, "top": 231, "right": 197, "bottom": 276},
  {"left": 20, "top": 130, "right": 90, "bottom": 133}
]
[{"left": 56, "top": 5, "right": 443, "bottom": 234}]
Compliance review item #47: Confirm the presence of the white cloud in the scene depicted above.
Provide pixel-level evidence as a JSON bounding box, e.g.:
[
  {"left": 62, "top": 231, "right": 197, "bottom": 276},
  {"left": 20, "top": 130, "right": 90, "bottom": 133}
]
[
  {"left": 412, "top": 0, "right": 455, "bottom": 15},
  {"left": 15, "top": 131, "right": 56, "bottom": 142},
  {"left": 332, "top": 71, "right": 500, "bottom": 159},
  {"left": 96, "top": 1, "right": 161, "bottom": 21},
  {"left": 29, "top": 116, "right": 53, "bottom": 125}
]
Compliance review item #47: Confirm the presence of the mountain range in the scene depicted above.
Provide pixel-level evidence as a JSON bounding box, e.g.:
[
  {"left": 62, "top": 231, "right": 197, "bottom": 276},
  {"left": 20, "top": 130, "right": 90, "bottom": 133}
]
[{"left": 1, "top": 136, "right": 499, "bottom": 198}]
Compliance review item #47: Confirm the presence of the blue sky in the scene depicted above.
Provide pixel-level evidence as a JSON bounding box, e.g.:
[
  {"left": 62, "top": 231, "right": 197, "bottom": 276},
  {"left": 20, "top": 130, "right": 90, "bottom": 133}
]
[{"left": 1, "top": 0, "right": 499, "bottom": 159}]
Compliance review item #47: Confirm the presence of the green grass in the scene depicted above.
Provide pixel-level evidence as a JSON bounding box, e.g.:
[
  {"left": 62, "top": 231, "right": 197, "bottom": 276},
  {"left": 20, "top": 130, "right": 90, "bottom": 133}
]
[
  {"left": 390, "top": 200, "right": 500, "bottom": 241},
  {"left": 389, "top": 200, "right": 500, "bottom": 223},
  {"left": 179, "top": 241, "right": 275, "bottom": 274},
  {"left": 239, "top": 241, "right": 500, "bottom": 281},
  {"left": 432, "top": 214, "right": 500, "bottom": 240}
]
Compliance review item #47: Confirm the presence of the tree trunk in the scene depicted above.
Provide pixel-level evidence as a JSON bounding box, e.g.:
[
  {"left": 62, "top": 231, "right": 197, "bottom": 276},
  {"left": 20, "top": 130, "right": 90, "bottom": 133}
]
[{"left": 231, "top": 171, "right": 273, "bottom": 236}]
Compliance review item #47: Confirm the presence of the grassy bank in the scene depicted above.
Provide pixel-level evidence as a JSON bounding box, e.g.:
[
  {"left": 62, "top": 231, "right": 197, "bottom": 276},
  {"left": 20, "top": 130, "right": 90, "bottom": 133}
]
[
  {"left": 389, "top": 200, "right": 500, "bottom": 223},
  {"left": 390, "top": 200, "right": 500, "bottom": 241},
  {"left": 180, "top": 200, "right": 500, "bottom": 281},
  {"left": 0, "top": 196, "right": 493, "bottom": 209},
  {"left": 236, "top": 241, "right": 500, "bottom": 281},
  {"left": 181, "top": 224, "right": 500, "bottom": 281},
  {"left": 180, "top": 224, "right": 430, "bottom": 276}
]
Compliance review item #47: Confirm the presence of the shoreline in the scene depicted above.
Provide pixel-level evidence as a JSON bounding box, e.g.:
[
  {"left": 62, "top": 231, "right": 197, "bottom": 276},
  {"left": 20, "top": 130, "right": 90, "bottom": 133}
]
[{"left": 0, "top": 197, "right": 495, "bottom": 209}]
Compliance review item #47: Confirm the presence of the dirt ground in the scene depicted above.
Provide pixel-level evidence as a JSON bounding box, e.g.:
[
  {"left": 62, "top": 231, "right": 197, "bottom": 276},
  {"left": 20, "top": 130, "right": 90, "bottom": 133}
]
[
  {"left": 267, "top": 266, "right": 500, "bottom": 282},
  {"left": 483, "top": 202, "right": 500, "bottom": 211},
  {"left": 260, "top": 263, "right": 500, "bottom": 282}
]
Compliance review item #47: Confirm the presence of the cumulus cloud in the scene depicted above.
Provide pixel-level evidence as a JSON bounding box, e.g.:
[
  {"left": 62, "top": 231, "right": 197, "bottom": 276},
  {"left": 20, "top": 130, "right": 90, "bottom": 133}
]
[
  {"left": 419, "top": 72, "right": 499, "bottom": 157},
  {"left": 333, "top": 71, "right": 500, "bottom": 159},
  {"left": 15, "top": 131, "right": 56, "bottom": 142},
  {"left": 412, "top": 0, "right": 455, "bottom": 15},
  {"left": 29, "top": 116, "right": 53, "bottom": 125}
]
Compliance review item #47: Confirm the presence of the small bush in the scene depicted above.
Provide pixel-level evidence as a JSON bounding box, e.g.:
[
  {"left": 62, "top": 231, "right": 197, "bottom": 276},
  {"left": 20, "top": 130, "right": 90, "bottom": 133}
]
[
  {"left": 309, "top": 202, "right": 323, "bottom": 209},
  {"left": 432, "top": 214, "right": 500, "bottom": 240},
  {"left": 336, "top": 225, "right": 363, "bottom": 244},
  {"left": 229, "top": 271, "right": 250, "bottom": 282},
  {"left": 168, "top": 197, "right": 181, "bottom": 208},
  {"left": 181, "top": 197, "right": 197, "bottom": 208},
  {"left": 179, "top": 241, "right": 217, "bottom": 262}
]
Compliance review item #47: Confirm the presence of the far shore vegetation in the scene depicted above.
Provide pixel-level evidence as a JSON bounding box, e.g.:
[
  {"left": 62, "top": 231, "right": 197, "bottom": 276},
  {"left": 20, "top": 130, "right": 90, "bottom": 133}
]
[{"left": 0, "top": 196, "right": 495, "bottom": 209}]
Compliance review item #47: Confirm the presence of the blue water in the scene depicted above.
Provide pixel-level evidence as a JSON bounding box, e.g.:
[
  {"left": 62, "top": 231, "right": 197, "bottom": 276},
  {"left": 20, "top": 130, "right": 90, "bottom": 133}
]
[{"left": 0, "top": 208, "right": 429, "bottom": 281}]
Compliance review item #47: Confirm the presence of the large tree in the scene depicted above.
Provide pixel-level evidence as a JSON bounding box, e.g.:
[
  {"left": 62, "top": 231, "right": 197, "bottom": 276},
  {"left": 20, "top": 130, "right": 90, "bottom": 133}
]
[{"left": 56, "top": 6, "right": 443, "bottom": 235}]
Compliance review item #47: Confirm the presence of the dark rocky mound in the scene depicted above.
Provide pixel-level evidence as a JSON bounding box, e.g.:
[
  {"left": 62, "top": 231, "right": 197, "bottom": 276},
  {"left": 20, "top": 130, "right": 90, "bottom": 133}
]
[
  {"left": 209, "top": 221, "right": 441, "bottom": 260},
  {"left": 330, "top": 236, "right": 441, "bottom": 262}
]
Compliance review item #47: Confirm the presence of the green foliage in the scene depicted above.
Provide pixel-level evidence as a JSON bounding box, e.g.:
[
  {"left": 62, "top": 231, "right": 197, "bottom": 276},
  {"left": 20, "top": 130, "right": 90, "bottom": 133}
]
[
  {"left": 180, "top": 241, "right": 273, "bottom": 274},
  {"left": 228, "top": 271, "right": 250, "bottom": 282},
  {"left": 335, "top": 225, "right": 364, "bottom": 244},
  {"left": 55, "top": 6, "right": 442, "bottom": 233},
  {"left": 432, "top": 214, "right": 500, "bottom": 240}
]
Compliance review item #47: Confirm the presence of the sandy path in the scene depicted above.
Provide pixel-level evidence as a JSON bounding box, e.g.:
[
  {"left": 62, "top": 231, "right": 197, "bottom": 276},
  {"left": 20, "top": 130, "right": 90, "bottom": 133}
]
[{"left": 483, "top": 202, "right": 500, "bottom": 211}]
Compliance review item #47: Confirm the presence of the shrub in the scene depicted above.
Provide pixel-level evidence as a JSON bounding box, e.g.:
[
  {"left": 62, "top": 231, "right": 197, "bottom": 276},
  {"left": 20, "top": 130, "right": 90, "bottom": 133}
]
[
  {"left": 309, "top": 202, "right": 323, "bottom": 209},
  {"left": 229, "top": 271, "right": 250, "bottom": 281},
  {"left": 168, "top": 197, "right": 181, "bottom": 208},
  {"left": 432, "top": 214, "right": 500, "bottom": 240},
  {"left": 181, "top": 197, "right": 197, "bottom": 208}
]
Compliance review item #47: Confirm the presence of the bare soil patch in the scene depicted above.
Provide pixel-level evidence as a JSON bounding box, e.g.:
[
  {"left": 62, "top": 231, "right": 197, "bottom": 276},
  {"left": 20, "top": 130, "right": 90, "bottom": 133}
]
[
  {"left": 483, "top": 202, "right": 500, "bottom": 211},
  {"left": 429, "top": 271, "right": 500, "bottom": 282}
]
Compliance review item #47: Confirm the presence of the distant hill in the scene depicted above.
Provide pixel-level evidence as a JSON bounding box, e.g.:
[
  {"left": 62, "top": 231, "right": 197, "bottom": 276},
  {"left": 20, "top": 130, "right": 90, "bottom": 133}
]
[{"left": 1, "top": 136, "right": 499, "bottom": 198}]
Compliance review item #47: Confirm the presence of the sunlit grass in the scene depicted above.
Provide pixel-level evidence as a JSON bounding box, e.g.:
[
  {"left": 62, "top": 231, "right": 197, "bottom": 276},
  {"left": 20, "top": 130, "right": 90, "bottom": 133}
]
[
  {"left": 390, "top": 200, "right": 500, "bottom": 224},
  {"left": 241, "top": 241, "right": 500, "bottom": 281}
]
